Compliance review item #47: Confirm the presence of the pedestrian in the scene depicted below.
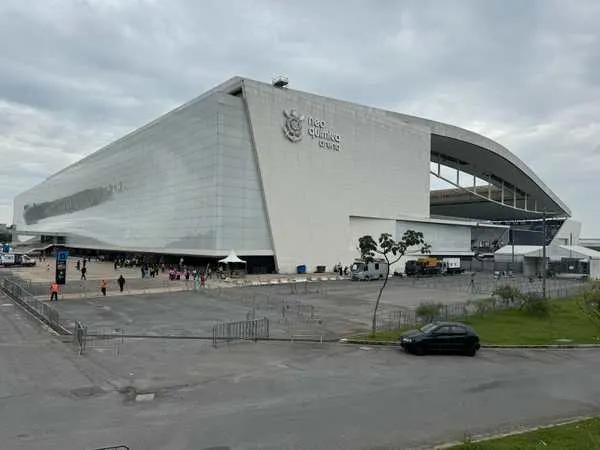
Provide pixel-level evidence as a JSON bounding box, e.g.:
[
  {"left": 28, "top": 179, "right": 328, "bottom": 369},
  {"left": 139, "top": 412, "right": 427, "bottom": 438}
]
[
  {"left": 80, "top": 266, "right": 87, "bottom": 280},
  {"left": 100, "top": 279, "right": 107, "bottom": 296},
  {"left": 200, "top": 273, "right": 206, "bottom": 288},
  {"left": 76, "top": 260, "right": 81, "bottom": 271},
  {"left": 50, "top": 282, "right": 59, "bottom": 302},
  {"left": 117, "top": 275, "right": 125, "bottom": 292},
  {"left": 114, "top": 260, "right": 118, "bottom": 271},
  {"left": 141, "top": 266, "right": 145, "bottom": 279}
]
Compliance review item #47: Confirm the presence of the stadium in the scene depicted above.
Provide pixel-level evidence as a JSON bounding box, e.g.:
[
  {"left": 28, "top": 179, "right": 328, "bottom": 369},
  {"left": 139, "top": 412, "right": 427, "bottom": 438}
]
[{"left": 12, "top": 76, "right": 587, "bottom": 275}]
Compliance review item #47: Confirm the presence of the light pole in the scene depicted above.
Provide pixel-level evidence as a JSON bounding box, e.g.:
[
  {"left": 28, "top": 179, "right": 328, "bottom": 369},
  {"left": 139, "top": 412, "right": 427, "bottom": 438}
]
[
  {"left": 511, "top": 226, "right": 515, "bottom": 273},
  {"left": 542, "top": 210, "right": 547, "bottom": 299}
]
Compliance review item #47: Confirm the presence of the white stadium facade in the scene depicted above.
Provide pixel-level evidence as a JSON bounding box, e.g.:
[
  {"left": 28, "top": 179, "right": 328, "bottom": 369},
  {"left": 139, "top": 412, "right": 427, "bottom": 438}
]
[{"left": 13, "top": 76, "right": 586, "bottom": 274}]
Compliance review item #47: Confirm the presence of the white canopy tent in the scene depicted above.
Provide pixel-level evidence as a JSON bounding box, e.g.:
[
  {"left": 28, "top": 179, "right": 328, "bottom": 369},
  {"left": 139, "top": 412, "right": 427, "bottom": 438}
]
[
  {"left": 218, "top": 250, "right": 247, "bottom": 278},
  {"left": 218, "top": 250, "right": 247, "bottom": 265}
]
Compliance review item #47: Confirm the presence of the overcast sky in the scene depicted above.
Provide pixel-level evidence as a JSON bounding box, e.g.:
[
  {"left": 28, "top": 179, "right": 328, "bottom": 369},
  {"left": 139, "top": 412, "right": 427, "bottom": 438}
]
[{"left": 1, "top": 0, "right": 599, "bottom": 235}]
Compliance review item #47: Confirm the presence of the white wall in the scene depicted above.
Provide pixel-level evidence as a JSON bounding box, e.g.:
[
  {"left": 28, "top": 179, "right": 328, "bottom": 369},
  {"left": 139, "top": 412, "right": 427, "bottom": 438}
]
[
  {"left": 590, "top": 259, "right": 600, "bottom": 280},
  {"left": 396, "top": 220, "right": 471, "bottom": 254},
  {"left": 243, "top": 80, "right": 431, "bottom": 273},
  {"left": 551, "top": 219, "right": 582, "bottom": 246},
  {"left": 13, "top": 92, "right": 272, "bottom": 255}
]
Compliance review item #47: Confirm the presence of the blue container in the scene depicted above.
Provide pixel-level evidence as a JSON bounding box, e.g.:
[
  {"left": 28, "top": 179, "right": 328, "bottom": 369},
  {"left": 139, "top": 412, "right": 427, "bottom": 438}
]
[{"left": 296, "top": 265, "right": 306, "bottom": 274}]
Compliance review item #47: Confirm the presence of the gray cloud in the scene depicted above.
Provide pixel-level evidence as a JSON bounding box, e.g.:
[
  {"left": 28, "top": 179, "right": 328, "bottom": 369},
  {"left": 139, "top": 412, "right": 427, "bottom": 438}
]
[{"left": 1, "top": 0, "right": 599, "bottom": 235}]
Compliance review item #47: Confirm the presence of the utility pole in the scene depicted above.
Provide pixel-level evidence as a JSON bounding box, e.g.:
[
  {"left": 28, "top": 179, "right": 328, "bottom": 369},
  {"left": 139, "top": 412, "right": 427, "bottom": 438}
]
[
  {"left": 542, "top": 211, "right": 547, "bottom": 299},
  {"left": 511, "top": 225, "right": 515, "bottom": 273}
]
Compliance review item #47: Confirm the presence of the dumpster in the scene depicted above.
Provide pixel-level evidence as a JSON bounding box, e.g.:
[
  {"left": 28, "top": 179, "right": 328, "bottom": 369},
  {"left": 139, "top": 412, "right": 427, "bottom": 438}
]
[{"left": 296, "top": 265, "right": 306, "bottom": 274}]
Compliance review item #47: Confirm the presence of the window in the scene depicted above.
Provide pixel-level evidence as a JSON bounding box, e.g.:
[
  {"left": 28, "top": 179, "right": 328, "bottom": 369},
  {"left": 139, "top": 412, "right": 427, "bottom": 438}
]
[
  {"left": 434, "top": 326, "right": 451, "bottom": 334},
  {"left": 450, "top": 326, "right": 466, "bottom": 335},
  {"left": 374, "top": 263, "right": 379, "bottom": 270}
]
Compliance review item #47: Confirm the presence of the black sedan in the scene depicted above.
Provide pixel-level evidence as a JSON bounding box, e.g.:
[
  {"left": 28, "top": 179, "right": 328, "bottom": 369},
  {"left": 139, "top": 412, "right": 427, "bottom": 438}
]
[{"left": 400, "top": 322, "right": 480, "bottom": 356}]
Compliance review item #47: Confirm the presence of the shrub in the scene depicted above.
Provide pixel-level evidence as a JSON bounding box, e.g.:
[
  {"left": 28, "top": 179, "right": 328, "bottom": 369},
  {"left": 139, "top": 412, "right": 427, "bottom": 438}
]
[
  {"left": 520, "top": 292, "right": 550, "bottom": 317},
  {"left": 416, "top": 302, "right": 442, "bottom": 323},
  {"left": 469, "top": 297, "right": 497, "bottom": 318},
  {"left": 492, "top": 284, "right": 522, "bottom": 308},
  {"left": 578, "top": 283, "right": 600, "bottom": 328}
]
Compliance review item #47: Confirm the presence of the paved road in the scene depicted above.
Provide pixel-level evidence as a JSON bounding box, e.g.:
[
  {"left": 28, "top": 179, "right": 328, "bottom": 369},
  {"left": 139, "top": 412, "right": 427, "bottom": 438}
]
[{"left": 1, "top": 295, "right": 600, "bottom": 450}]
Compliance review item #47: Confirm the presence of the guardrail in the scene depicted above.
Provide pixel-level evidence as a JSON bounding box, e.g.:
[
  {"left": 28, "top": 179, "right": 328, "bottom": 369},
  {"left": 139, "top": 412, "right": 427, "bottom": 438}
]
[{"left": 73, "top": 320, "right": 87, "bottom": 354}]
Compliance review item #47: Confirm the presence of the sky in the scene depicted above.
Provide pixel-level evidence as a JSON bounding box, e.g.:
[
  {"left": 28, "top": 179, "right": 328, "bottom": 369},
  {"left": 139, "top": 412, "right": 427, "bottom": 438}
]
[{"left": 1, "top": 0, "right": 599, "bottom": 235}]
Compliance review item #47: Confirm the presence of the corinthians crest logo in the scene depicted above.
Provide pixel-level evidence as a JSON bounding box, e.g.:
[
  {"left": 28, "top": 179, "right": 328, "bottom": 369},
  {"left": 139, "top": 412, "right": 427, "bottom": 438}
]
[{"left": 282, "top": 109, "right": 304, "bottom": 142}]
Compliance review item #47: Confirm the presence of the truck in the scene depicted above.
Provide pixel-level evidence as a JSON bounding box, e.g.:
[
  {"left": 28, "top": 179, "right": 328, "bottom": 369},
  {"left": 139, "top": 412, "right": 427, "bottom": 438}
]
[
  {"left": 350, "top": 259, "right": 389, "bottom": 281},
  {"left": 441, "top": 257, "right": 464, "bottom": 275},
  {"left": 405, "top": 257, "right": 464, "bottom": 276},
  {"left": 0, "top": 253, "right": 36, "bottom": 267}
]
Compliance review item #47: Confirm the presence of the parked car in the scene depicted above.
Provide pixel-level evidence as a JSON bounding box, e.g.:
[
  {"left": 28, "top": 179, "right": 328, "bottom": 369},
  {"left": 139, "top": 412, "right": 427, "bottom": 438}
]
[{"left": 400, "top": 322, "right": 480, "bottom": 356}]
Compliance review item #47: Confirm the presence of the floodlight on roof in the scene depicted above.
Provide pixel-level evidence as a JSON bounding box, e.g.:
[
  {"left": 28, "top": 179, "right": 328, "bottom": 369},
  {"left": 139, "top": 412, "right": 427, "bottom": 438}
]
[{"left": 272, "top": 75, "right": 289, "bottom": 88}]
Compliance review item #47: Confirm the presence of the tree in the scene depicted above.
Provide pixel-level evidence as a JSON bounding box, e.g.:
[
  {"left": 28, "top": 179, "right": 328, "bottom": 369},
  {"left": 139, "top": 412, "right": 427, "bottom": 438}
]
[{"left": 358, "top": 231, "right": 430, "bottom": 336}]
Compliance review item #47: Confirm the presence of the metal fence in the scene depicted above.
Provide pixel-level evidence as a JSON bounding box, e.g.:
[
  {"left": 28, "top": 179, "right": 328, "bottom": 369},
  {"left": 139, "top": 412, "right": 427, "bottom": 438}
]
[
  {"left": 404, "top": 275, "right": 589, "bottom": 299},
  {"left": 91, "top": 446, "right": 130, "bottom": 450},
  {"left": 375, "top": 280, "right": 591, "bottom": 333},
  {"left": 72, "top": 321, "right": 124, "bottom": 356},
  {"left": 211, "top": 317, "right": 270, "bottom": 346},
  {"left": 0, "top": 275, "right": 64, "bottom": 333},
  {"left": 376, "top": 300, "right": 496, "bottom": 332},
  {"left": 73, "top": 320, "right": 87, "bottom": 354}
]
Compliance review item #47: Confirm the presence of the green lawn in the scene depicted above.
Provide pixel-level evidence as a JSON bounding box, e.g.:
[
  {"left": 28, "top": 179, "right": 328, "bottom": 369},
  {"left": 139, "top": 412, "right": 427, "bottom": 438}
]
[
  {"left": 464, "top": 299, "right": 600, "bottom": 345},
  {"left": 352, "top": 298, "right": 600, "bottom": 345},
  {"left": 450, "top": 417, "right": 600, "bottom": 449}
]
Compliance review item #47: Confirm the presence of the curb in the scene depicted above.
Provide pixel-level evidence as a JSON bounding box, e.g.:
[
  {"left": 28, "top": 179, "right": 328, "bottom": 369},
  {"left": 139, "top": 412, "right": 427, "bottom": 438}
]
[
  {"left": 340, "top": 339, "right": 600, "bottom": 349},
  {"left": 433, "top": 414, "right": 597, "bottom": 449}
]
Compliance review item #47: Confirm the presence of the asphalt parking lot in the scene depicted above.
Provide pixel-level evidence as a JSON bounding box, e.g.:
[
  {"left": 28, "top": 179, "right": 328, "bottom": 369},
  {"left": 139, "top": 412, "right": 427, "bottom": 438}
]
[
  {"left": 52, "top": 278, "right": 479, "bottom": 338},
  {"left": 50, "top": 275, "right": 587, "bottom": 339},
  {"left": 3, "top": 289, "right": 600, "bottom": 450}
]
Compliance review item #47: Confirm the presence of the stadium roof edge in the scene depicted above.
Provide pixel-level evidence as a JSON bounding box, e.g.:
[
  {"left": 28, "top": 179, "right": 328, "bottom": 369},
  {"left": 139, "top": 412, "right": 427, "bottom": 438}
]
[{"left": 32, "top": 76, "right": 570, "bottom": 220}]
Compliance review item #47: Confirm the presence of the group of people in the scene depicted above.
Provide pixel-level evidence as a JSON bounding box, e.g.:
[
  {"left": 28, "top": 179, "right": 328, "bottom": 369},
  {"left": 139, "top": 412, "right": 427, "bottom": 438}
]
[
  {"left": 75, "top": 259, "right": 88, "bottom": 279},
  {"left": 333, "top": 263, "right": 350, "bottom": 276},
  {"left": 50, "top": 274, "right": 127, "bottom": 301}
]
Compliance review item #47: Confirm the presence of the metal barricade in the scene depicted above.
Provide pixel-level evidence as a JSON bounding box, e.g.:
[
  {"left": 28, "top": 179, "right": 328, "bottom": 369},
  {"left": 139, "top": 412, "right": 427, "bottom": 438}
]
[{"left": 211, "top": 317, "right": 270, "bottom": 346}]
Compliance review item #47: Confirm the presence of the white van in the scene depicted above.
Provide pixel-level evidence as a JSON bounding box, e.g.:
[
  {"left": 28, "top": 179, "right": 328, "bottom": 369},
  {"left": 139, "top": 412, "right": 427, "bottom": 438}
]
[{"left": 350, "top": 259, "right": 389, "bottom": 281}]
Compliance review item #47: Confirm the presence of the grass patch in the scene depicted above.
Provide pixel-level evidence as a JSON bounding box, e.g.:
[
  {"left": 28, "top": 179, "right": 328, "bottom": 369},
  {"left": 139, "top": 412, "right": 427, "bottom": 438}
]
[
  {"left": 450, "top": 416, "right": 600, "bottom": 449},
  {"left": 465, "top": 298, "right": 600, "bottom": 345},
  {"left": 352, "top": 298, "right": 600, "bottom": 345}
]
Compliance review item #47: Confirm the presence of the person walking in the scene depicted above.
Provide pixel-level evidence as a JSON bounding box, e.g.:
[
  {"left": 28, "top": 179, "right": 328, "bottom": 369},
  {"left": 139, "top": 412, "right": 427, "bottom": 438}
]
[
  {"left": 50, "top": 282, "right": 59, "bottom": 302},
  {"left": 100, "top": 279, "right": 107, "bottom": 296},
  {"left": 117, "top": 275, "right": 125, "bottom": 293},
  {"left": 80, "top": 266, "right": 87, "bottom": 280}
]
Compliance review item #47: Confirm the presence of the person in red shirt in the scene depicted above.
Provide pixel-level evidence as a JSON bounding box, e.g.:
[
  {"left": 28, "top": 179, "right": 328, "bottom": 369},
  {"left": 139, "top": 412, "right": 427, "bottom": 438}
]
[{"left": 50, "top": 282, "right": 59, "bottom": 302}]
